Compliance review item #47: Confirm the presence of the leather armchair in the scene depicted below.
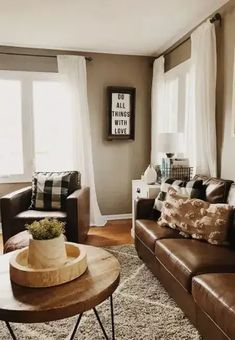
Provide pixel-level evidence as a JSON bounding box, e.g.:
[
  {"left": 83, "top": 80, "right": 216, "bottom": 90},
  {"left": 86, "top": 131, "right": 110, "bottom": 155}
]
[{"left": 0, "top": 185, "right": 90, "bottom": 245}]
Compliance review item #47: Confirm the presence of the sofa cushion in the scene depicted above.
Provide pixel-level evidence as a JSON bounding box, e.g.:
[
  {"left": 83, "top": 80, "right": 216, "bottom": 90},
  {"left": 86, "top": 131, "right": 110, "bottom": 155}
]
[
  {"left": 155, "top": 239, "right": 235, "bottom": 292},
  {"left": 30, "top": 171, "right": 81, "bottom": 211},
  {"left": 32, "top": 171, "right": 81, "bottom": 194},
  {"left": 135, "top": 220, "right": 182, "bottom": 252},
  {"left": 11, "top": 210, "right": 67, "bottom": 241},
  {"left": 154, "top": 178, "right": 205, "bottom": 212},
  {"left": 158, "top": 188, "right": 233, "bottom": 245},
  {"left": 15, "top": 209, "right": 67, "bottom": 222},
  {"left": 204, "top": 178, "right": 233, "bottom": 203},
  {"left": 31, "top": 172, "right": 73, "bottom": 211},
  {"left": 192, "top": 273, "right": 235, "bottom": 340},
  {"left": 227, "top": 183, "right": 235, "bottom": 248},
  {"left": 227, "top": 183, "right": 235, "bottom": 206},
  {"left": 154, "top": 179, "right": 184, "bottom": 212},
  {"left": 193, "top": 174, "right": 209, "bottom": 183}
]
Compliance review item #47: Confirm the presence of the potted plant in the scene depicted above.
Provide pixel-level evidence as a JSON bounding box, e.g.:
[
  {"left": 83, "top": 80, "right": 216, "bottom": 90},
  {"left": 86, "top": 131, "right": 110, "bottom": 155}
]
[{"left": 26, "top": 218, "right": 67, "bottom": 269}]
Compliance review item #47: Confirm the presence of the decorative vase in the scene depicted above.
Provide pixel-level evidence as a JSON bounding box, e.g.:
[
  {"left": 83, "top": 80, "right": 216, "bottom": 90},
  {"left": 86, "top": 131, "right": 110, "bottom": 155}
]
[
  {"left": 28, "top": 234, "right": 67, "bottom": 269},
  {"left": 143, "top": 165, "right": 157, "bottom": 184}
]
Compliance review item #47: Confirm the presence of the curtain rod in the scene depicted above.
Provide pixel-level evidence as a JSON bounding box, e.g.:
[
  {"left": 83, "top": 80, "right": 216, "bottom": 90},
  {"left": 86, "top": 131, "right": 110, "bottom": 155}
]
[
  {"left": 0, "top": 51, "right": 93, "bottom": 62},
  {"left": 160, "top": 13, "right": 222, "bottom": 58}
]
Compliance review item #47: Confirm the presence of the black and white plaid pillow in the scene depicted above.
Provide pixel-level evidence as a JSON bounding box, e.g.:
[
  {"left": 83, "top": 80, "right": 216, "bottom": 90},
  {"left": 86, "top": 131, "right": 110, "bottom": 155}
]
[
  {"left": 31, "top": 172, "right": 72, "bottom": 211},
  {"left": 154, "top": 178, "right": 205, "bottom": 212}
]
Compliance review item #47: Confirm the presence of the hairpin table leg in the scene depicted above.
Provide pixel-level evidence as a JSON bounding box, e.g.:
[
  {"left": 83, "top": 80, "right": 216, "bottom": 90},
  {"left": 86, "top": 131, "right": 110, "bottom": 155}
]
[
  {"left": 110, "top": 295, "right": 115, "bottom": 340},
  {"left": 5, "top": 322, "right": 17, "bottom": 340},
  {"left": 4, "top": 295, "right": 116, "bottom": 340},
  {"left": 93, "top": 294, "right": 115, "bottom": 340},
  {"left": 69, "top": 313, "right": 83, "bottom": 340}
]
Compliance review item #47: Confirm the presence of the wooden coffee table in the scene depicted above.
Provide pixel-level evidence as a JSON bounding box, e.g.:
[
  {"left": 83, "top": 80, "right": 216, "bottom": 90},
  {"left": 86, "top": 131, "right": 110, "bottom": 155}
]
[{"left": 0, "top": 244, "right": 120, "bottom": 340}]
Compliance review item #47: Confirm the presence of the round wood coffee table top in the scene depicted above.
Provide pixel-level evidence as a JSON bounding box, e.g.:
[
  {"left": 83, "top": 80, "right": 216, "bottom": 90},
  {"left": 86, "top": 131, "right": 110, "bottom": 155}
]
[{"left": 0, "top": 244, "right": 121, "bottom": 323}]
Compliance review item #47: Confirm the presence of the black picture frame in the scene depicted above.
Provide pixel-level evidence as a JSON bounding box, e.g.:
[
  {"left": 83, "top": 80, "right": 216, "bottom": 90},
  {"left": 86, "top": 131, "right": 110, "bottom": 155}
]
[{"left": 107, "top": 86, "right": 136, "bottom": 140}]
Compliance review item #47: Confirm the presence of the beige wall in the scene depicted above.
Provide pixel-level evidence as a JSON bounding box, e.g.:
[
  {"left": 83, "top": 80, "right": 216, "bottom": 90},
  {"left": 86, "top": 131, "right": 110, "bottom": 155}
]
[
  {"left": 165, "top": 39, "right": 191, "bottom": 72},
  {"left": 87, "top": 54, "right": 152, "bottom": 214},
  {"left": 0, "top": 48, "right": 152, "bottom": 215}
]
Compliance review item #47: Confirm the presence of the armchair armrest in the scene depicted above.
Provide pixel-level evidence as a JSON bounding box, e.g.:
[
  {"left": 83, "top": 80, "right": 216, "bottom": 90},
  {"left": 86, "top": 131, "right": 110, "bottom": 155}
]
[
  {"left": 136, "top": 198, "right": 160, "bottom": 220},
  {"left": 0, "top": 186, "right": 32, "bottom": 243},
  {"left": 66, "top": 187, "right": 90, "bottom": 243}
]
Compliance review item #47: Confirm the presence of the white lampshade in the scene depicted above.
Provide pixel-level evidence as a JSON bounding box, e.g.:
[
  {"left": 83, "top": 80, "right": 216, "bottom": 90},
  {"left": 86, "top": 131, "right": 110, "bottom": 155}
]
[{"left": 157, "top": 133, "right": 184, "bottom": 154}]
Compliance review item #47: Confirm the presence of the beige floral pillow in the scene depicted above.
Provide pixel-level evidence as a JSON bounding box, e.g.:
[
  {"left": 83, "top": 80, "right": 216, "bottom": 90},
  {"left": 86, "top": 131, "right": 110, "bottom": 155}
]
[{"left": 158, "top": 188, "right": 233, "bottom": 245}]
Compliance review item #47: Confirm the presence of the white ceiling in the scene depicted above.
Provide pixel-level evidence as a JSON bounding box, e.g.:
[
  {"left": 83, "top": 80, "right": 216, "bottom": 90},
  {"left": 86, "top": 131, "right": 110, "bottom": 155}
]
[{"left": 0, "top": 0, "right": 229, "bottom": 56}]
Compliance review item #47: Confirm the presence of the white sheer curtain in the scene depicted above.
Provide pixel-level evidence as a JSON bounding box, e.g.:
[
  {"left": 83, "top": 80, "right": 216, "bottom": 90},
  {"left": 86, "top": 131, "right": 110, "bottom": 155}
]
[
  {"left": 185, "top": 66, "right": 196, "bottom": 168},
  {"left": 151, "top": 56, "right": 165, "bottom": 165},
  {"left": 151, "top": 56, "right": 182, "bottom": 164},
  {"left": 57, "top": 55, "right": 107, "bottom": 226},
  {"left": 185, "top": 20, "right": 217, "bottom": 176}
]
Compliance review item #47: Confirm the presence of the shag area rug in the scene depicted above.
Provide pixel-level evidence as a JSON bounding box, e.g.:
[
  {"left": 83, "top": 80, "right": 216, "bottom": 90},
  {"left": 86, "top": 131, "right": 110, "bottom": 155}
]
[{"left": 0, "top": 245, "right": 201, "bottom": 340}]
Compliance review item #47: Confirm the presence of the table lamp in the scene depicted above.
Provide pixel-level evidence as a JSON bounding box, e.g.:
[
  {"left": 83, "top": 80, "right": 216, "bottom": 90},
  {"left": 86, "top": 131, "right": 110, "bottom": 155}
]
[{"left": 157, "top": 132, "right": 184, "bottom": 158}]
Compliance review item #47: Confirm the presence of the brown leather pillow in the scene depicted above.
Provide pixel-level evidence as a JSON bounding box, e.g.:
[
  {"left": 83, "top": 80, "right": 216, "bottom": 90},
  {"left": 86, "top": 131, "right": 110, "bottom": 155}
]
[
  {"left": 193, "top": 174, "right": 209, "bottom": 183},
  {"left": 193, "top": 175, "right": 233, "bottom": 203},
  {"left": 204, "top": 178, "right": 233, "bottom": 203},
  {"left": 158, "top": 188, "right": 233, "bottom": 245},
  {"left": 227, "top": 184, "right": 235, "bottom": 248}
]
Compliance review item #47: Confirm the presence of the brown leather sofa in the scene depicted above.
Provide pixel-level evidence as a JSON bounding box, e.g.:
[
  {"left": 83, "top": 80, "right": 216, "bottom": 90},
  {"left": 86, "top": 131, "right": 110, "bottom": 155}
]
[
  {"left": 0, "top": 172, "right": 90, "bottom": 245},
  {"left": 135, "top": 176, "right": 235, "bottom": 340}
]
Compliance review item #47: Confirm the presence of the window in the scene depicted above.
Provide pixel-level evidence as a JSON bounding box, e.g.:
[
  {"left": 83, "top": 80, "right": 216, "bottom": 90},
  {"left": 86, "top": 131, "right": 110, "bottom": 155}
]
[
  {"left": 0, "top": 71, "right": 74, "bottom": 183},
  {"left": 163, "top": 77, "right": 179, "bottom": 132},
  {"left": 158, "top": 60, "right": 190, "bottom": 134},
  {"left": 0, "top": 80, "right": 23, "bottom": 177},
  {"left": 33, "top": 80, "right": 73, "bottom": 172}
]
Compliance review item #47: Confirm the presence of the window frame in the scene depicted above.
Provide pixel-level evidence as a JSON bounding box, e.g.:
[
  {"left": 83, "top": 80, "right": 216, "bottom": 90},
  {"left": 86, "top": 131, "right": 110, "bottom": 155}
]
[{"left": 0, "top": 70, "right": 62, "bottom": 184}]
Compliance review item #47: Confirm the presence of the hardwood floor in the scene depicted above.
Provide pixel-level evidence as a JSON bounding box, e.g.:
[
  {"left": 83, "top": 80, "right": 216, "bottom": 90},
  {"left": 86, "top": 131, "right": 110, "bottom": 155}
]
[
  {"left": 0, "top": 219, "right": 133, "bottom": 254},
  {"left": 86, "top": 219, "right": 133, "bottom": 247}
]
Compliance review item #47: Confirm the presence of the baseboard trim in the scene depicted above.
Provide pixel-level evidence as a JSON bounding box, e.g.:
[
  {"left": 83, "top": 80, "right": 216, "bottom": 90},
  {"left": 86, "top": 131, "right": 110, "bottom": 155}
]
[{"left": 104, "top": 214, "right": 132, "bottom": 221}]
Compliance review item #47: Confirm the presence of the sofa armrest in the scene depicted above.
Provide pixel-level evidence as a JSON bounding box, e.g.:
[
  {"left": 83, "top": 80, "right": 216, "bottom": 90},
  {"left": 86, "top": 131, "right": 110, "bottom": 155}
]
[
  {"left": 66, "top": 187, "right": 90, "bottom": 243},
  {"left": 0, "top": 186, "right": 32, "bottom": 243},
  {"left": 136, "top": 198, "right": 160, "bottom": 220}
]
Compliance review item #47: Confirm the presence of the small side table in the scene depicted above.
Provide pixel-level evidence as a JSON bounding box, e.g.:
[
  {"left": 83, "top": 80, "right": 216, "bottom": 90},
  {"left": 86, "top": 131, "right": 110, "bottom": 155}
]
[
  {"left": 131, "top": 180, "right": 160, "bottom": 238},
  {"left": 0, "top": 244, "right": 120, "bottom": 340}
]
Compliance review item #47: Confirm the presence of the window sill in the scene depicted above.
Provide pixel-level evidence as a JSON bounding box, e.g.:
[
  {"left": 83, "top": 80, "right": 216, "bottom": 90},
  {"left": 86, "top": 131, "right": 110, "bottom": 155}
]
[{"left": 0, "top": 177, "right": 31, "bottom": 185}]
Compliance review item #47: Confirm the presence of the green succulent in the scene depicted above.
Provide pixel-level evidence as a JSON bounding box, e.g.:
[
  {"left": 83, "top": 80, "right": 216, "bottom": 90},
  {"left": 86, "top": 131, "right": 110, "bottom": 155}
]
[{"left": 26, "top": 218, "right": 65, "bottom": 240}]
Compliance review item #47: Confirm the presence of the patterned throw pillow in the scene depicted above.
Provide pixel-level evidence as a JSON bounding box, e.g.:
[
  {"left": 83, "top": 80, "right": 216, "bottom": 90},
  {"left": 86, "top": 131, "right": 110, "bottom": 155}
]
[
  {"left": 154, "top": 178, "right": 205, "bottom": 212},
  {"left": 158, "top": 188, "right": 233, "bottom": 245},
  {"left": 30, "top": 172, "right": 73, "bottom": 211}
]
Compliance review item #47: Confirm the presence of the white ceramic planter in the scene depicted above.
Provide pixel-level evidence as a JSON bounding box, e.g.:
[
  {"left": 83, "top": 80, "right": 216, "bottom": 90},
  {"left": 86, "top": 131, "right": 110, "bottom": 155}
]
[
  {"left": 28, "top": 234, "right": 67, "bottom": 269},
  {"left": 143, "top": 165, "right": 157, "bottom": 184}
]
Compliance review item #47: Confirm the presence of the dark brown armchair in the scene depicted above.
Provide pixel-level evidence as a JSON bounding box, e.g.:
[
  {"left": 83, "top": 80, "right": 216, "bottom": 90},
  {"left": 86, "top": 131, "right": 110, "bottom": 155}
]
[{"left": 0, "top": 172, "right": 90, "bottom": 245}]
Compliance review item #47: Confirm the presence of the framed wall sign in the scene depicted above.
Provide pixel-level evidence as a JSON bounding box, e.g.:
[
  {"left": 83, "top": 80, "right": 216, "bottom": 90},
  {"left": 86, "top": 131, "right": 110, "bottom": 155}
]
[{"left": 107, "top": 86, "right": 136, "bottom": 140}]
